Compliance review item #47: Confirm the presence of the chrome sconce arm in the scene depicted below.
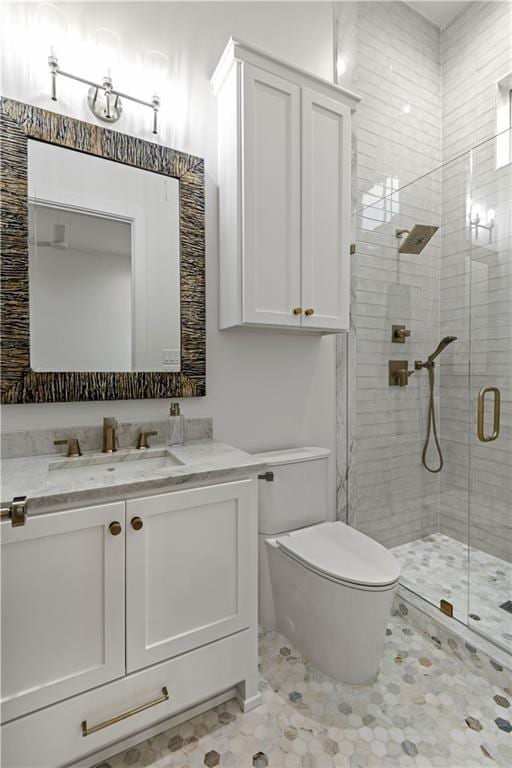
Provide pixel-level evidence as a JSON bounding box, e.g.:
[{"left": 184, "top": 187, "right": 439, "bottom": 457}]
[
  {"left": 48, "top": 55, "right": 161, "bottom": 135},
  {"left": 468, "top": 210, "right": 495, "bottom": 244}
]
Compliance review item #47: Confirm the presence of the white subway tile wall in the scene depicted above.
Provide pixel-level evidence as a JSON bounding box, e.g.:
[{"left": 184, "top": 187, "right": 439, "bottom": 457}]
[
  {"left": 336, "top": 1, "right": 442, "bottom": 547},
  {"left": 336, "top": 0, "right": 511, "bottom": 562}
]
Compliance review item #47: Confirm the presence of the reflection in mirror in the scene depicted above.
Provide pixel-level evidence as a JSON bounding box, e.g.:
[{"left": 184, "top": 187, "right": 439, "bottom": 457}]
[
  {"left": 27, "top": 140, "right": 180, "bottom": 373},
  {"left": 29, "top": 204, "right": 132, "bottom": 371}
]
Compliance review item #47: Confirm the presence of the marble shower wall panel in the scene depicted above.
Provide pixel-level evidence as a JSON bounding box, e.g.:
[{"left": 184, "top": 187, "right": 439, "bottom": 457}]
[
  {"left": 440, "top": 1, "right": 512, "bottom": 562},
  {"left": 335, "top": 1, "right": 442, "bottom": 546}
]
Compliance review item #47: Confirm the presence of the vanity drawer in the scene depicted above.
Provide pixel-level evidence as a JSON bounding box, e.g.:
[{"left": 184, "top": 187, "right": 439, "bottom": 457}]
[{"left": 1, "top": 629, "right": 253, "bottom": 768}]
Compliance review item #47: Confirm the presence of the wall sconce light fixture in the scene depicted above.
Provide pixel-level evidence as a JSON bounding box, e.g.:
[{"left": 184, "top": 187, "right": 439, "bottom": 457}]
[
  {"left": 468, "top": 204, "right": 495, "bottom": 244},
  {"left": 41, "top": 5, "right": 168, "bottom": 135},
  {"left": 48, "top": 52, "right": 163, "bottom": 134}
]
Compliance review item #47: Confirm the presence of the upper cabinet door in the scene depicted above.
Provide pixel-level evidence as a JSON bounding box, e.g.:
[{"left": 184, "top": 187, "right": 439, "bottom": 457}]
[
  {"left": 242, "top": 64, "right": 302, "bottom": 326},
  {"left": 126, "top": 480, "right": 255, "bottom": 673},
  {"left": 301, "top": 89, "right": 351, "bottom": 331},
  {"left": 1, "top": 502, "right": 125, "bottom": 722}
]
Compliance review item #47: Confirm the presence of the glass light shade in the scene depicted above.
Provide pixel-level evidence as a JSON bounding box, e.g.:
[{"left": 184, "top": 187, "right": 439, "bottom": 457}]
[
  {"left": 144, "top": 50, "right": 170, "bottom": 98},
  {"left": 93, "top": 27, "right": 121, "bottom": 80},
  {"left": 36, "top": 2, "right": 67, "bottom": 58},
  {"left": 336, "top": 56, "right": 346, "bottom": 78}
]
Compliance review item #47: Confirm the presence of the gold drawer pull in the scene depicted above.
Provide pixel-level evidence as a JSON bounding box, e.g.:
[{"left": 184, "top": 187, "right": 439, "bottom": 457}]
[
  {"left": 292, "top": 307, "right": 302, "bottom": 315},
  {"left": 81, "top": 686, "right": 169, "bottom": 737},
  {"left": 304, "top": 308, "right": 315, "bottom": 317},
  {"left": 477, "top": 386, "right": 500, "bottom": 443}
]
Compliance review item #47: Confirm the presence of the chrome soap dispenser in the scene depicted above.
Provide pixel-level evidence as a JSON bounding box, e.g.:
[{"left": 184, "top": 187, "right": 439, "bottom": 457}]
[{"left": 168, "top": 402, "right": 184, "bottom": 446}]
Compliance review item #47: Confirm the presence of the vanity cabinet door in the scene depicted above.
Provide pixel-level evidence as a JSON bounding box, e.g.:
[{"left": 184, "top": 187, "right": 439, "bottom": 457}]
[
  {"left": 241, "top": 64, "right": 302, "bottom": 327},
  {"left": 1, "top": 502, "right": 125, "bottom": 723},
  {"left": 301, "top": 88, "right": 351, "bottom": 331},
  {"left": 126, "top": 480, "right": 255, "bottom": 673}
]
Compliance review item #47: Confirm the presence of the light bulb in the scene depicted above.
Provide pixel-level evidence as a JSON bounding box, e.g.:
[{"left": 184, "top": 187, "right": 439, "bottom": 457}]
[
  {"left": 93, "top": 27, "right": 121, "bottom": 81},
  {"left": 336, "top": 56, "right": 347, "bottom": 78},
  {"left": 144, "top": 50, "right": 170, "bottom": 99},
  {"left": 35, "top": 2, "right": 67, "bottom": 59}
]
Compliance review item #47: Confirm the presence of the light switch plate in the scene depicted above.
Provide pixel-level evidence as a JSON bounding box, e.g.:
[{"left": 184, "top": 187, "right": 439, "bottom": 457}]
[{"left": 162, "top": 349, "right": 180, "bottom": 372}]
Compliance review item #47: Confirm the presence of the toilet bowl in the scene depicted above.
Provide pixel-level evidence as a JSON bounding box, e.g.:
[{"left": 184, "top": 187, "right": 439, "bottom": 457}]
[{"left": 254, "top": 447, "right": 400, "bottom": 685}]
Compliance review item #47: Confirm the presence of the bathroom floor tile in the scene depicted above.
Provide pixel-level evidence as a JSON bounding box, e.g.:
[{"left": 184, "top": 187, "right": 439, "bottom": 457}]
[
  {"left": 99, "top": 615, "right": 512, "bottom": 768},
  {"left": 392, "top": 533, "right": 512, "bottom": 652}
]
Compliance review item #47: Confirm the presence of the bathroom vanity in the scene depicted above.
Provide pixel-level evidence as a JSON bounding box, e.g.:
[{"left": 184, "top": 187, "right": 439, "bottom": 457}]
[{"left": 1, "top": 437, "right": 264, "bottom": 767}]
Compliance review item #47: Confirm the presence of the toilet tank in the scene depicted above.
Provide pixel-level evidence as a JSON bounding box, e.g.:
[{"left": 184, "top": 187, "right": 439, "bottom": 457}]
[{"left": 253, "top": 447, "right": 330, "bottom": 535}]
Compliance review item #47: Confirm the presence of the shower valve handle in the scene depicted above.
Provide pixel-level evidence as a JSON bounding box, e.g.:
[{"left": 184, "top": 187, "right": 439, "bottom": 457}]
[
  {"left": 396, "top": 368, "right": 414, "bottom": 386},
  {"left": 388, "top": 361, "right": 415, "bottom": 387},
  {"left": 392, "top": 325, "right": 411, "bottom": 343}
]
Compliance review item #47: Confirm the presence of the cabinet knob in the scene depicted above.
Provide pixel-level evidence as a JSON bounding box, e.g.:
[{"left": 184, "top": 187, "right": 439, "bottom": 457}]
[
  {"left": 109, "top": 521, "right": 122, "bottom": 536},
  {"left": 131, "top": 516, "right": 143, "bottom": 531},
  {"left": 292, "top": 307, "right": 303, "bottom": 315},
  {"left": 304, "top": 308, "right": 315, "bottom": 316}
]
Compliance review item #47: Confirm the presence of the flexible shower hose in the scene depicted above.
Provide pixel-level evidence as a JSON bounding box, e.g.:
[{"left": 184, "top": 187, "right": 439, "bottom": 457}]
[{"left": 421, "top": 363, "right": 443, "bottom": 473}]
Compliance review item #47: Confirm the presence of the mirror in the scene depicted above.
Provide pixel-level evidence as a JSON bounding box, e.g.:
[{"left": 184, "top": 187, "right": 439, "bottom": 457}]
[
  {"left": 1, "top": 98, "right": 205, "bottom": 404},
  {"left": 28, "top": 140, "right": 181, "bottom": 373}
]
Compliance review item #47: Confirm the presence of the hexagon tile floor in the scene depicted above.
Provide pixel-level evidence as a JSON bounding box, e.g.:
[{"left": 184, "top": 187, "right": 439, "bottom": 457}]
[{"left": 99, "top": 615, "right": 512, "bottom": 768}]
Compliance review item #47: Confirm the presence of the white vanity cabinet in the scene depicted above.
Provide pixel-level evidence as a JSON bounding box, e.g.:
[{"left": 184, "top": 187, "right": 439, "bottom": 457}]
[
  {"left": 126, "top": 480, "right": 254, "bottom": 672},
  {"left": 212, "top": 39, "right": 360, "bottom": 334},
  {"left": 1, "top": 478, "right": 259, "bottom": 768},
  {"left": 1, "top": 501, "right": 125, "bottom": 723}
]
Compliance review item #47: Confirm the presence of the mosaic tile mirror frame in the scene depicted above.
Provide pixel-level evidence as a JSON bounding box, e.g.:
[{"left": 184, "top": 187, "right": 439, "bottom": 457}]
[{"left": 0, "top": 98, "right": 205, "bottom": 404}]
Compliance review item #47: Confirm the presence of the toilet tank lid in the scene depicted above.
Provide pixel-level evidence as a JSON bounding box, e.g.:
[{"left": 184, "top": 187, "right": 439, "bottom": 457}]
[
  {"left": 252, "top": 447, "right": 330, "bottom": 466},
  {"left": 276, "top": 521, "right": 401, "bottom": 587}
]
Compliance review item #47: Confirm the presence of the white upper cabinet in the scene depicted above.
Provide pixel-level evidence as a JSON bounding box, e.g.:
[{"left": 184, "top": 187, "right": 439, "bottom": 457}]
[
  {"left": 212, "top": 39, "right": 360, "bottom": 334},
  {"left": 242, "top": 65, "right": 302, "bottom": 327},
  {"left": 301, "top": 89, "right": 351, "bottom": 331}
]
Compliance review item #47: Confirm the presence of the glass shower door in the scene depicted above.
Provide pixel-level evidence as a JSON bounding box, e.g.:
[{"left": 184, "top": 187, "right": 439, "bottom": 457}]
[{"left": 468, "top": 129, "right": 512, "bottom": 652}]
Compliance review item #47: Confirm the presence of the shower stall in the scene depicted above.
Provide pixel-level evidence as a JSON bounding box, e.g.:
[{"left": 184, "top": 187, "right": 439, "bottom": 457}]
[{"left": 345, "top": 128, "right": 511, "bottom": 654}]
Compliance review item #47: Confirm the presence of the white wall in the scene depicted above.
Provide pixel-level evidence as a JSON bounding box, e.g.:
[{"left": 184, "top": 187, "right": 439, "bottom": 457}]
[{"left": 0, "top": 2, "right": 337, "bottom": 516}]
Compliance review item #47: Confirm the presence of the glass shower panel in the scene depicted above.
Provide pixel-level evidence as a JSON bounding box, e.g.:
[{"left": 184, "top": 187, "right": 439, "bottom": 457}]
[{"left": 468, "top": 129, "right": 512, "bottom": 652}]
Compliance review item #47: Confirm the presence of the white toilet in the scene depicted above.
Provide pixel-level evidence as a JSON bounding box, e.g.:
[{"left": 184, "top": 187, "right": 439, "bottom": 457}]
[{"left": 255, "top": 447, "right": 400, "bottom": 685}]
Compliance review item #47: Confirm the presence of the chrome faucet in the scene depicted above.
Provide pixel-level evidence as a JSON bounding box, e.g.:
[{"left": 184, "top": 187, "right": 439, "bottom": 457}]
[{"left": 102, "top": 417, "right": 119, "bottom": 453}]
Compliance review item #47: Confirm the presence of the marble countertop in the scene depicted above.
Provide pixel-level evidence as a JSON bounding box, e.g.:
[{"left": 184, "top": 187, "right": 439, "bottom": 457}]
[{"left": 1, "top": 441, "right": 266, "bottom": 515}]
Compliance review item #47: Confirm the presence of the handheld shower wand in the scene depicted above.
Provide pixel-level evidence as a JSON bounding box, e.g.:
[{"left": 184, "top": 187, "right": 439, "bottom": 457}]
[{"left": 415, "top": 336, "right": 457, "bottom": 473}]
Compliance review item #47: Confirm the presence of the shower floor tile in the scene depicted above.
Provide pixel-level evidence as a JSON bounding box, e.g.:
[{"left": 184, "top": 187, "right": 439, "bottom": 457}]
[
  {"left": 97, "top": 615, "right": 511, "bottom": 768},
  {"left": 392, "top": 533, "right": 512, "bottom": 652}
]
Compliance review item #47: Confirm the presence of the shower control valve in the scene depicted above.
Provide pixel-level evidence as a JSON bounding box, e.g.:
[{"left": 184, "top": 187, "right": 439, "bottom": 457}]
[{"left": 389, "top": 360, "right": 415, "bottom": 387}]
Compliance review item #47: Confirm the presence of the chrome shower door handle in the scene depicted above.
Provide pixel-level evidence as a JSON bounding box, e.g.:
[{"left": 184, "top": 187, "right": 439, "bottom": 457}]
[{"left": 477, "top": 386, "right": 500, "bottom": 442}]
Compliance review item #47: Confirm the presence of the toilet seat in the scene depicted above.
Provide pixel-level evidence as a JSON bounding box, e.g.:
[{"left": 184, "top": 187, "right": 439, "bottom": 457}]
[{"left": 275, "top": 521, "right": 400, "bottom": 589}]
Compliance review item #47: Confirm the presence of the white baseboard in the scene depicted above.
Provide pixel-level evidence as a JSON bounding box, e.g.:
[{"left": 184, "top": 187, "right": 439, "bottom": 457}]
[{"left": 236, "top": 689, "right": 263, "bottom": 713}]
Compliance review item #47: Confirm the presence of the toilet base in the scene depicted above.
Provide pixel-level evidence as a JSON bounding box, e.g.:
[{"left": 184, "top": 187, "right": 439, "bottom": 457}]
[{"left": 267, "top": 540, "right": 398, "bottom": 685}]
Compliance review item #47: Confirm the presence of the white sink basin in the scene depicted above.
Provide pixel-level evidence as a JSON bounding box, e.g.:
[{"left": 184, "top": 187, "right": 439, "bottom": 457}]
[{"left": 47, "top": 449, "right": 183, "bottom": 485}]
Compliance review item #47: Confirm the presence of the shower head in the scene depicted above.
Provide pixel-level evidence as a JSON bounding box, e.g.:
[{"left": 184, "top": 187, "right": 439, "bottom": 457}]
[
  {"left": 428, "top": 336, "right": 457, "bottom": 363},
  {"left": 396, "top": 224, "right": 439, "bottom": 254}
]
